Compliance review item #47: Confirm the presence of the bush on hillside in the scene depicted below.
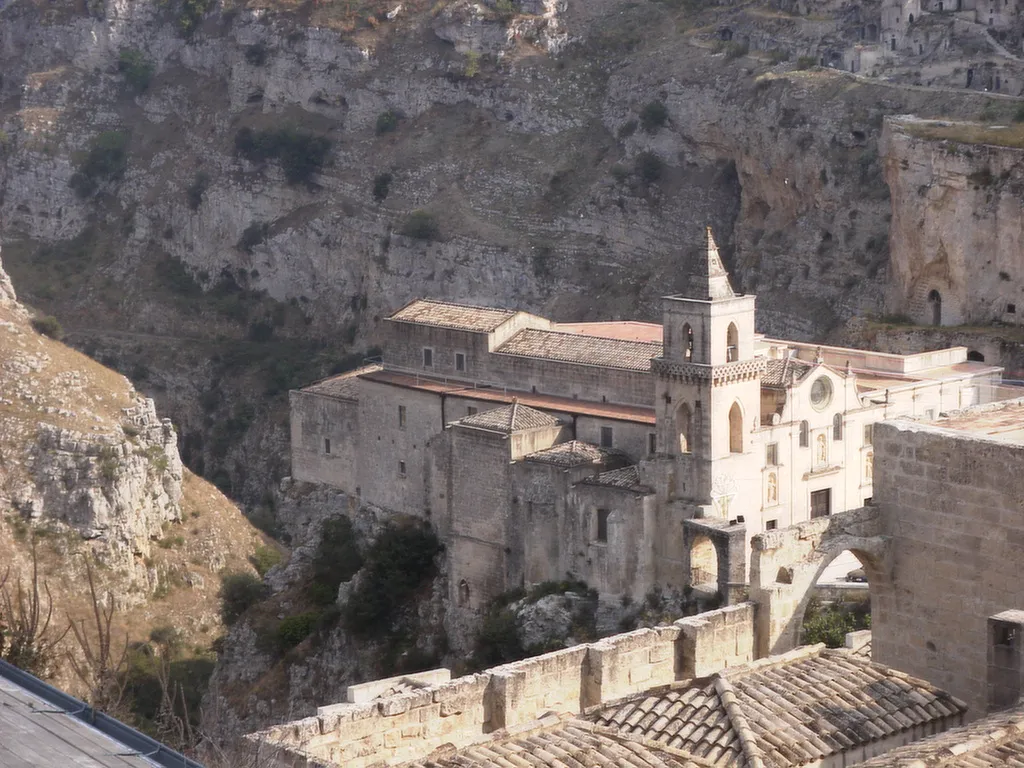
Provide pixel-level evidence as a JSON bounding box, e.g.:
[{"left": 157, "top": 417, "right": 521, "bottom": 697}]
[
  {"left": 69, "top": 131, "right": 129, "bottom": 198},
  {"left": 399, "top": 210, "right": 440, "bottom": 241},
  {"left": 118, "top": 48, "right": 154, "bottom": 94},
  {"left": 219, "top": 571, "right": 268, "bottom": 625}
]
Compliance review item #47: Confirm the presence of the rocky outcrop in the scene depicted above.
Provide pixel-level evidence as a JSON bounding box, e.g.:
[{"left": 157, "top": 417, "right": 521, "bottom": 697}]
[
  {"left": 882, "top": 115, "right": 1024, "bottom": 328},
  {"left": 0, "top": 245, "right": 19, "bottom": 308}
]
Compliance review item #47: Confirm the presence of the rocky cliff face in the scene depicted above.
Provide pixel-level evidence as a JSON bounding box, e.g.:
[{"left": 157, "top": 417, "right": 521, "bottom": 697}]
[
  {"left": 882, "top": 115, "right": 1024, "bottom": 328},
  {"left": 0, "top": 0, "right": 1005, "bottom": 506}
]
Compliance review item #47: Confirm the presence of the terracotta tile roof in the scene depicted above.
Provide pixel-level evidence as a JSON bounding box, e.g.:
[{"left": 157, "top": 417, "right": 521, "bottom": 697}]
[
  {"left": 359, "top": 370, "right": 657, "bottom": 425},
  {"left": 524, "top": 440, "right": 618, "bottom": 467},
  {"left": 389, "top": 299, "right": 517, "bottom": 332},
  {"left": 553, "top": 321, "right": 664, "bottom": 343},
  {"left": 298, "top": 364, "right": 381, "bottom": 400},
  {"left": 592, "top": 645, "right": 967, "bottom": 767},
  {"left": 580, "top": 465, "right": 652, "bottom": 493},
  {"left": 858, "top": 705, "right": 1024, "bottom": 766},
  {"left": 457, "top": 402, "right": 562, "bottom": 434},
  {"left": 402, "top": 718, "right": 716, "bottom": 768},
  {"left": 761, "top": 358, "right": 813, "bottom": 389},
  {"left": 496, "top": 328, "right": 662, "bottom": 372}
]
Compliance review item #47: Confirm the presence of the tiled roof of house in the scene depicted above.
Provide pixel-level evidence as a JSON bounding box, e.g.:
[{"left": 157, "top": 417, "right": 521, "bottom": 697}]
[
  {"left": 591, "top": 645, "right": 967, "bottom": 768},
  {"left": 496, "top": 328, "right": 662, "bottom": 372},
  {"left": 389, "top": 299, "right": 517, "bottom": 332},
  {"left": 580, "top": 465, "right": 652, "bottom": 493},
  {"left": 524, "top": 440, "right": 618, "bottom": 467},
  {"left": 457, "top": 402, "right": 562, "bottom": 434},
  {"left": 761, "top": 358, "right": 814, "bottom": 389},
  {"left": 858, "top": 705, "right": 1024, "bottom": 767},
  {"left": 402, "top": 717, "right": 716, "bottom": 768},
  {"left": 299, "top": 364, "right": 381, "bottom": 400}
]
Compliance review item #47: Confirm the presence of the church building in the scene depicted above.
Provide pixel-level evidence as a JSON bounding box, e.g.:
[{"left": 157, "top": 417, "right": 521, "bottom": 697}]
[{"left": 289, "top": 228, "right": 1004, "bottom": 631}]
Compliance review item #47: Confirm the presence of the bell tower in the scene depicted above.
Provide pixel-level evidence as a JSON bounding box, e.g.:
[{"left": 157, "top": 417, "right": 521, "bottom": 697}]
[{"left": 652, "top": 228, "right": 764, "bottom": 513}]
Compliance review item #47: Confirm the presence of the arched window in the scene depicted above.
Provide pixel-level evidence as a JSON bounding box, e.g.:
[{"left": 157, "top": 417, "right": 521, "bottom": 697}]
[
  {"left": 967, "top": 350, "right": 985, "bottom": 362},
  {"left": 799, "top": 420, "right": 809, "bottom": 448},
  {"left": 726, "top": 322, "right": 739, "bottom": 362},
  {"left": 682, "top": 323, "right": 694, "bottom": 362},
  {"left": 909, "top": 12, "right": 914, "bottom": 21},
  {"left": 729, "top": 402, "right": 743, "bottom": 453},
  {"left": 833, "top": 413, "right": 843, "bottom": 441},
  {"left": 676, "top": 403, "right": 693, "bottom": 454},
  {"left": 457, "top": 579, "right": 470, "bottom": 606},
  {"left": 928, "top": 289, "right": 942, "bottom": 326}
]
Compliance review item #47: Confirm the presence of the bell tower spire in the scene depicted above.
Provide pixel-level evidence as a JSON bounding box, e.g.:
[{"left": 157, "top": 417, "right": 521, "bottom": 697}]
[{"left": 684, "top": 227, "right": 736, "bottom": 302}]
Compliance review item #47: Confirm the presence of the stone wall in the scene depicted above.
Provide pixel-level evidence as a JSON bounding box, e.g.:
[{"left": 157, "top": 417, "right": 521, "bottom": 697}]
[
  {"left": 248, "top": 603, "right": 757, "bottom": 768},
  {"left": 872, "top": 414, "right": 1024, "bottom": 719},
  {"left": 289, "top": 390, "right": 358, "bottom": 490}
]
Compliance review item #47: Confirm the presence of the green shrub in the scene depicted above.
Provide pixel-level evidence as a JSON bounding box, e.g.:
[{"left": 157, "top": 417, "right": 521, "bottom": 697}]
[
  {"left": 767, "top": 48, "right": 790, "bottom": 63},
  {"left": 635, "top": 151, "right": 664, "bottom": 184},
  {"left": 118, "top": 48, "right": 154, "bottom": 94},
  {"left": 311, "top": 516, "right": 363, "bottom": 606},
  {"left": 373, "top": 172, "right": 393, "bottom": 202},
  {"left": 245, "top": 42, "right": 269, "bottom": 66},
  {"left": 275, "top": 612, "right": 319, "bottom": 651},
  {"left": 234, "top": 127, "right": 332, "bottom": 185},
  {"left": 250, "top": 545, "right": 283, "bottom": 577},
  {"left": 639, "top": 100, "right": 668, "bottom": 134},
  {"left": 464, "top": 51, "right": 481, "bottom": 78},
  {"left": 219, "top": 571, "right": 268, "bottom": 625},
  {"left": 801, "top": 599, "right": 870, "bottom": 647},
  {"left": 795, "top": 55, "right": 817, "bottom": 70},
  {"left": 186, "top": 171, "right": 210, "bottom": 210},
  {"left": 375, "top": 110, "right": 399, "bottom": 135},
  {"left": 617, "top": 119, "right": 638, "bottom": 140},
  {"left": 177, "top": 0, "right": 212, "bottom": 36},
  {"left": 1014, "top": 105, "right": 1024, "bottom": 123},
  {"left": 474, "top": 607, "right": 524, "bottom": 667},
  {"left": 968, "top": 167, "right": 995, "bottom": 187},
  {"left": 69, "top": 131, "right": 129, "bottom": 198},
  {"left": 343, "top": 522, "right": 442, "bottom": 635},
  {"left": 31, "top": 315, "right": 62, "bottom": 340},
  {"left": 399, "top": 210, "right": 440, "bottom": 241}
]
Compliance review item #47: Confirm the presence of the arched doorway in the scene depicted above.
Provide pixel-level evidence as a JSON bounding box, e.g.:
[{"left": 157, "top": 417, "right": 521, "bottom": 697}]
[
  {"left": 967, "top": 350, "right": 986, "bottom": 362},
  {"left": 676, "top": 402, "right": 693, "bottom": 453},
  {"left": 726, "top": 322, "right": 739, "bottom": 362},
  {"left": 689, "top": 535, "right": 719, "bottom": 587},
  {"left": 928, "top": 289, "right": 942, "bottom": 326},
  {"left": 800, "top": 549, "right": 872, "bottom": 649},
  {"left": 729, "top": 402, "right": 743, "bottom": 453}
]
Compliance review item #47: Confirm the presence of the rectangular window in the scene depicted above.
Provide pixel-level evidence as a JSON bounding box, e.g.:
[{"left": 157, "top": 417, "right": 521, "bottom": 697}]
[
  {"left": 467, "top": 406, "right": 478, "bottom": 416},
  {"left": 455, "top": 352, "right": 466, "bottom": 372},
  {"left": 600, "top": 426, "right": 614, "bottom": 448},
  {"left": 422, "top": 348, "right": 433, "bottom": 368},
  {"left": 863, "top": 424, "right": 874, "bottom": 446},
  {"left": 925, "top": 409, "right": 935, "bottom": 420},
  {"left": 648, "top": 433, "right": 657, "bottom": 455},
  {"left": 398, "top": 405, "right": 407, "bottom": 429},
  {"left": 596, "top": 508, "right": 610, "bottom": 543},
  {"left": 324, "top": 438, "right": 331, "bottom": 455},
  {"left": 799, "top": 421, "right": 809, "bottom": 448},
  {"left": 398, "top": 460, "right": 407, "bottom": 477},
  {"left": 863, "top": 497, "right": 873, "bottom": 507},
  {"left": 766, "top": 519, "right": 778, "bottom": 530},
  {"left": 810, "top": 488, "right": 832, "bottom": 519},
  {"left": 765, "top": 443, "right": 778, "bottom": 466}
]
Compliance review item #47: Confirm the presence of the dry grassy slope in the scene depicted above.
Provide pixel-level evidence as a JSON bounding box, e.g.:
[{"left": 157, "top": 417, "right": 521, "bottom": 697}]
[{"left": 0, "top": 275, "right": 274, "bottom": 693}]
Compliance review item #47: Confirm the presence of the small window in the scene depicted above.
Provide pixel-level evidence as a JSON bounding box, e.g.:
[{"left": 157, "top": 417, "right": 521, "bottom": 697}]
[
  {"left": 799, "top": 421, "right": 809, "bottom": 448},
  {"left": 398, "top": 460, "right": 407, "bottom": 477},
  {"left": 648, "top": 433, "right": 657, "bottom": 454},
  {"left": 925, "top": 409, "right": 935, "bottom": 420},
  {"left": 455, "top": 352, "right": 466, "bottom": 372},
  {"left": 324, "top": 438, "right": 331, "bottom": 455},
  {"left": 863, "top": 423, "right": 874, "bottom": 446},
  {"left": 1008, "top": 304, "right": 1017, "bottom": 315},
  {"left": 863, "top": 497, "right": 873, "bottom": 506},
  {"left": 600, "top": 426, "right": 614, "bottom": 448},
  {"left": 596, "top": 509, "right": 610, "bottom": 543},
  {"left": 398, "top": 405, "right": 407, "bottom": 429},
  {"left": 766, "top": 442, "right": 779, "bottom": 466},
  {"left": 833, "top": 413, "right": 843, "bottom": 441},
  {"left": 766, "top": 519, "right": 778, "bottom": 530},
  {"left": 422, "top": 348, "right": 434, "bottom": 368},
  {"left": 467, "top": 406, "right": 478, "bottom": 416}
]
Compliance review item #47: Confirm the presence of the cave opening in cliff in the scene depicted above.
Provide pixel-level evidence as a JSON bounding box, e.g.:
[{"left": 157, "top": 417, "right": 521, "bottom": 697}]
[{"left": 928, "top": 290, "right": 942, "bottom": 326}]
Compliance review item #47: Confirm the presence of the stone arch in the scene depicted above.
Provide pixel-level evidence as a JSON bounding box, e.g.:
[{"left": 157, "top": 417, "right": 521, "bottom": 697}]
[
  {"left": 866, "top": 22, "right": 878, "bottom": 39},
  {"left": 929, "top": 289, "right": 942, "bottom": 326},
  {"left": 832, "top": 412, "right": 843, "bottom": 440},
  {"left": 683, "top": 518, "right": 747, "bottom": 604},
  {"left": 726, "top": 322, "right": 739, "bottom": 362},
  {"left": 799, "top": 419, "right": 809, "bottom": 447},
  {"left": 968, "top": 350, "right": 986, "bottom": 362},
  {"left": 750, "top": 506, "right": 889, "bottom": 656},
  {"left": 690, "top": 535, "right": 719, "bottom": 585},
  {"left": 676, "top": 402, "right": 693, "bottom": 454},
  {"left": 729, "top": 401, "right": 744, "bottom": 454},
  {"left": 457, "top": 579, "right": 471, "bottom": 606}
]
